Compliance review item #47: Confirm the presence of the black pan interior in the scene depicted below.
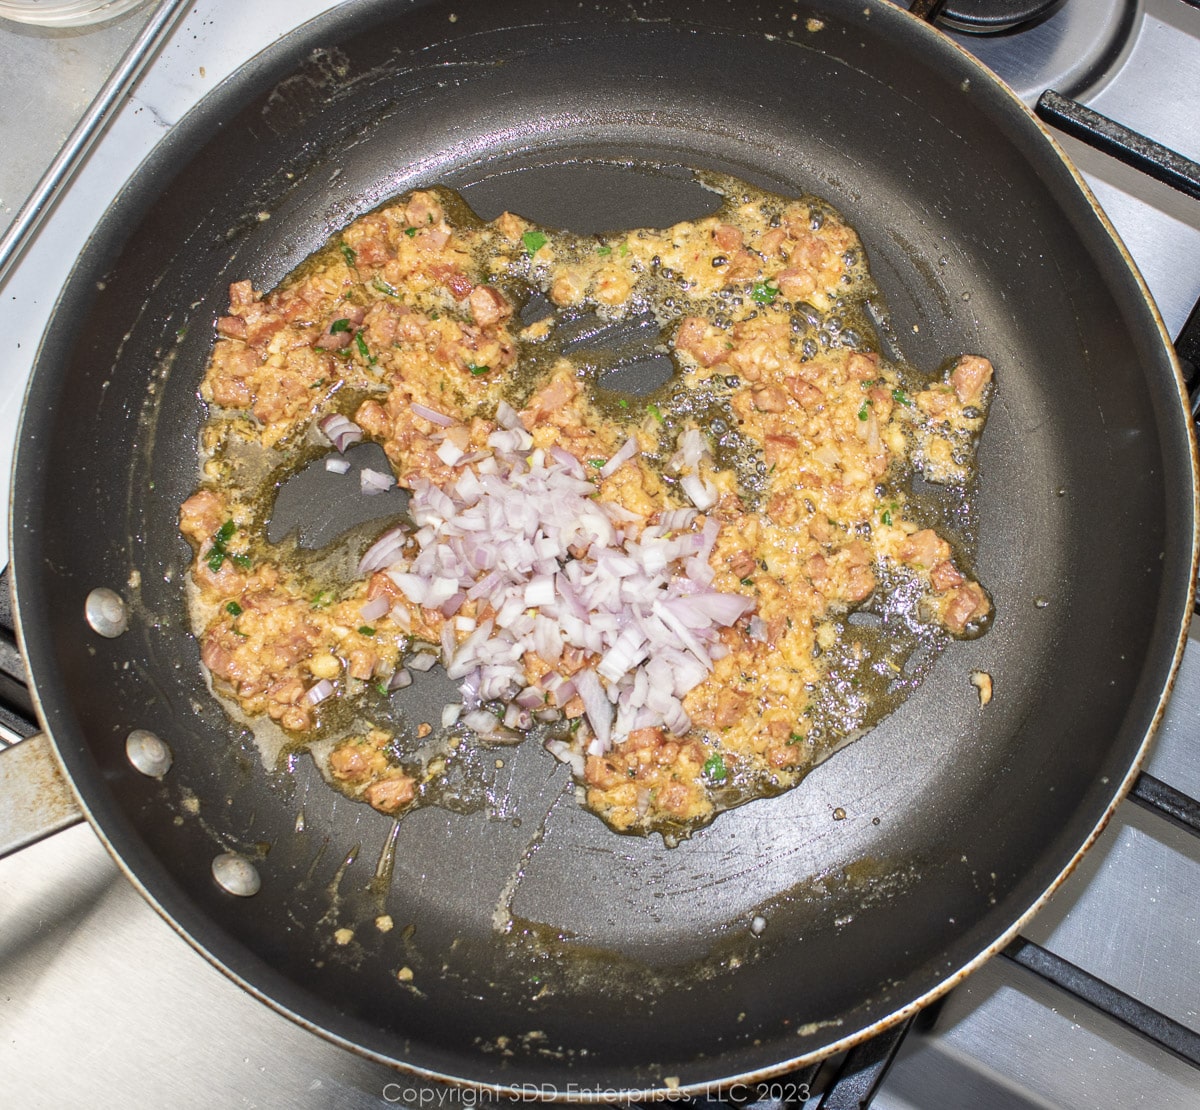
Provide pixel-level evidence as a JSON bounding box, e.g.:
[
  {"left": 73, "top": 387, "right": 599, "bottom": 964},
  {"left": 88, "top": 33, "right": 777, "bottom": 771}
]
[{"left": 11, "top": 0, "right": 1195, "bottom": 1094}]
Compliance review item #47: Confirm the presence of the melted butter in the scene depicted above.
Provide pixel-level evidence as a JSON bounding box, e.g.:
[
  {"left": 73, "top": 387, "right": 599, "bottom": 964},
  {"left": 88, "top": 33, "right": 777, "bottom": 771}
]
[{"left": 185, "top": 169, "right": 992, "bottom": 843}]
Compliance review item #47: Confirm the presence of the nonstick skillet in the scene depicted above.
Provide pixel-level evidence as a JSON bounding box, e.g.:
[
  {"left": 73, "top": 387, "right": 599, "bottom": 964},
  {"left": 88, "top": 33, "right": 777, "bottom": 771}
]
[{"left": 7, "top": 0, "right": 1197, "bottom": 1097}]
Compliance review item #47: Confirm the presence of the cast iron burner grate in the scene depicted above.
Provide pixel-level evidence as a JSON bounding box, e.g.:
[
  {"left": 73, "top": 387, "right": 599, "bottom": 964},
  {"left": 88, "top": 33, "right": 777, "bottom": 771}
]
[{"left": 3, "top": 88, "right": 1200, "bottom": 1110}]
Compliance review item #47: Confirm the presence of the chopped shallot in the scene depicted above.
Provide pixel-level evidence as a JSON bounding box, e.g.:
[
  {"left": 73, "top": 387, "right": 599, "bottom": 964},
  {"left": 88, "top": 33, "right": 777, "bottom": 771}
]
[
  {"left": 304, "top": 679, "right": 334, "bottom": 705},
  {"left": 318, "top": 413, "right": 363, "bottom": 453},
  {"left": 410, "top": 402, "right": 456, "bottom": 427},
  {"left": 358, "top": 526, "right": 408, "bottom": 574},
  {"left": 358, "top": 596, "right": 390, "bottom": 622},
  {"left": 381, "top": 431, "right": 754, "bottom": 752},
  {"left": 361, "top": 468, "right": 396, "bottom": 495},
  {"left": 599, "top": 436, "right": 639, "bottom": 479}
]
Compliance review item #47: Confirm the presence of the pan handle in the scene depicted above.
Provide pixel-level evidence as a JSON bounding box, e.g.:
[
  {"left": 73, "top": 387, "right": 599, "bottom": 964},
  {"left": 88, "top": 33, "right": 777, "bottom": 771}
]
[{"left": 0, "top": 733, "right": 84, "bottom": 860}]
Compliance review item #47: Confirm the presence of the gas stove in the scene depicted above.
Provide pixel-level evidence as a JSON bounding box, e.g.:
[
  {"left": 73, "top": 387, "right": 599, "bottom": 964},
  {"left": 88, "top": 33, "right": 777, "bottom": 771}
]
[{"left": 2, "top": 1, "right": 1199, "bottom": 1106}]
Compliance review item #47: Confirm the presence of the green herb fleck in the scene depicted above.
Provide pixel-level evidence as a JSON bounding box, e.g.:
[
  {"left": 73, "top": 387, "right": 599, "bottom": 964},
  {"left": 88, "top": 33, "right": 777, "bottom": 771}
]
[
  {"left": 375, "top": 681, "right": 390, "bottom": 696},
  {"left": 404, "top": 226, "right": 418, "bottom": 238},
  {"left": 229, "top": 554, "right": 252, "bottom": 570},
  {"left": 522, "top": 230, "right": 548, "bottom": 255},
  {"left": 587, "top": 458, "right": 607, "bottom": 468},
  {"left": 309, "top": 378, "right": 326, "bottom": 388},
  {"left": 618, "top": 242, "right": 629, "bottom": 257},
  {"left": 892, "top": 387, "right": 912, "bottom": 407},
  {"left": 703, "top": 752, "right": 728, "bottom": 782},
  {"left": 788, "top": 732, "right": 805, "bottom": 745},
  {"left": 751, "top": 280, "right": 780, "bottom": 305},
  {"left": 596, "top": 245, "right": 612, "bottom": 256},
  {"left": 206, "top": 521, "right": 240, "bottom": 572},
  {"left": 340, "top": 243, "right": 357, "bottom": 267},
  {"left": 881, "top": 510, "right": 892, "bottom": 526},
  {"left": 225, "top": 601, "right": 243, "bottom": 616},
  {"left": 358, "top": 626, "right": 376, "bottom": 637},
  {"left": 467, "top": 363, "right": 490, "bottom": 376},
  {"left": 740, "top": 576, "right": 754, "bottom": 587},
  {"left": 330, "top": 318, "right": 351, "bottom": 334},
  {"left": 354, "top": 330, "right": 376, "bottom": 365},
  {"left": 311, "top": 590, "right": 333, "bottom": 609},
  {"left": 857, "top": 400, "right": 870, "bottom": 421},
  {"left": 373, "top": 279, "right": 399, "bottom": 296},
  {"left": 647, "top": 402, "right": 665, "bottom": 425},
  {"left": 617, "top": 398, "right": 629, "bottom": 410}
]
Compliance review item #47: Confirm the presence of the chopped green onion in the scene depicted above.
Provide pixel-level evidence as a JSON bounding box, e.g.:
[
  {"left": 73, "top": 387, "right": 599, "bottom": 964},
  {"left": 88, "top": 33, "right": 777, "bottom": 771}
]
[
  {"left": 617, "top": 398, "right": 629, "bottom": 410},
  {"left": 881, "top": 510, "right": 892, "bottom": 526},
  {"left": 522, "top": 230, "right": 548, "bottom": 255},
  {"left": 467, "top": 363, "right": 490, "bottom": 376},
  {"left": 312, "top": 590, "right": 333, "bottom": 609},
  {"left": 229, "top": 554, "right": 252, "bottom": 570},
  {"left": 596, "top": 245, "right": 612, "bottom": 256},
  {"left": 354, "top": 330, "right": 375, "bottom": 365},
  {"left": 225, "top": 601, "right": 243, "bottom": 616},
  {"left": 375, "top": 681, "right": 389, "bottom": 696},
  {"left": 857, "top": 400, "right": 870, "bottom": 421},
  {"left": 340, "top": 243, "right": 357, "bottom": 267},
  {"left": 330, "top": 318, "right": 351, "bottom": 333},
  {"left": 892, "top": 387, "right": 912, "bottom": 406},
  {"left": 403, "top": 226, "right": 418, "bottom": 238},
  {"left": 206, "top": 521, "right": 242, "bottom": 572},
  {"left": 309, "top": 378, "right": 326, "bottom": 388},
  {"left": 788, "top": 732, "right": 805, "bottom": 745},
  {"left": 358, "top": 626, "right": 376, "bottom": 637},
  {"left": 703, "top": 752, "right": 728, "bottom": 782},
  {"left": 373, "top": 278, "right": 399, "bottom": 296},
  {"left": 740, "top": 577, "right": 754, "bottom": 587},
  {"left": 647, "top": 402, "right": 665, "bottom": 425},
  {"left": 587, "top": 458, "right": 607, "bottom": 468},
  {"left": 618, "top": 242, "right": 629, "bottom": 257},
  {"left": 751, "top": 280, "right": 780, "bottom": 305}
]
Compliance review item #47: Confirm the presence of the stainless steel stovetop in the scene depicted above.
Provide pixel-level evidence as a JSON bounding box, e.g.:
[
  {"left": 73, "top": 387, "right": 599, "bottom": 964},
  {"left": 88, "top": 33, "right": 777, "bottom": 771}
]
[{"left": 2, "top": 1, "right": 1199, "bottom": 1106}]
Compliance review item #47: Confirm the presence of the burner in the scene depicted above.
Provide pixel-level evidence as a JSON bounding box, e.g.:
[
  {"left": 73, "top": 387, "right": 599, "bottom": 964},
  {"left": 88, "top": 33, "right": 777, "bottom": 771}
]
[
  {"left": 946, "top": 0, "right": 1140, "bottom": 105},
  {"left": 940, "top": 0, "right": 1065, "bottom": 33}
]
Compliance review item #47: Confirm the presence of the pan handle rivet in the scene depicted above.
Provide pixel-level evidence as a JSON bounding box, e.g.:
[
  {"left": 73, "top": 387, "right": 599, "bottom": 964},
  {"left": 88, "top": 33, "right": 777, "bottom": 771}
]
[
  {"left": 85, "top": 588, "right": 128, "bottom": 638},
  {"left": 212, "top": 852, "right": 262, "bottom": 897},
  {"left": 126, "top": 729, "right": 172, "bottom": 777}
]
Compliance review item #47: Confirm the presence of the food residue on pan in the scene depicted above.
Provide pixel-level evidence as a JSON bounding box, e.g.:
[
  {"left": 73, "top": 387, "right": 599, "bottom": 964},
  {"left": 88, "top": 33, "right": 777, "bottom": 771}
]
[
  {"left": 178, "top": 171, "right": 994, "bottom": 842},
  {"left": 970, "top": 670, "right": 993, "bottom": 706}
]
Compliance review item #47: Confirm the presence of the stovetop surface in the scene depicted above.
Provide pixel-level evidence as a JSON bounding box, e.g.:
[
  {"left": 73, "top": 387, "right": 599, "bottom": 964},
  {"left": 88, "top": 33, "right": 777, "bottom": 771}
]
[{"left": 2, "top": 2, "right": 1200, "bottom": 1106}]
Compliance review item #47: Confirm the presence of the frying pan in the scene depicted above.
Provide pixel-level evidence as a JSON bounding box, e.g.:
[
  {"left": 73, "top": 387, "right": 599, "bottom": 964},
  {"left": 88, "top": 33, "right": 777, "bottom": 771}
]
[{"left": 7, "top": 0, "right": 1197, "bottom": 1097}]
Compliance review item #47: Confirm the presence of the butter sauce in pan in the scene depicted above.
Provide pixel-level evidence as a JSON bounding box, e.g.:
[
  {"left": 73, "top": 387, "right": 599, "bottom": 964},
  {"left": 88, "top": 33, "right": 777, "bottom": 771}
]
[{"left": 179, "top": 172, "right": 994, "bottom": 842}]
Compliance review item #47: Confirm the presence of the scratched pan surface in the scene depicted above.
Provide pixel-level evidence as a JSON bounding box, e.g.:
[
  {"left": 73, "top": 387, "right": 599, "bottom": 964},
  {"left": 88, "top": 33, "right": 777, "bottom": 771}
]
[{"left": 10, "top": 0, "right": 1197, "bottom": 1095}]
